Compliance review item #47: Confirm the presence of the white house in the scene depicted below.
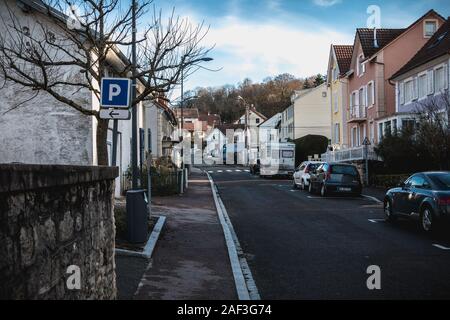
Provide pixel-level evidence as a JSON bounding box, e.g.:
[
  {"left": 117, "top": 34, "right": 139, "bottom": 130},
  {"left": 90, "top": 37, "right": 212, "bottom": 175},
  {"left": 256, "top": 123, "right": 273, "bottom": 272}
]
[
  {"left": 0, "top": 0, "right": 179, "bottom": 197},
  {"left": 280, "top": 84, "right": 331, "bottom": 142},
  {"left": 234, "top": 108, "right": 267, "bottom": 164}
]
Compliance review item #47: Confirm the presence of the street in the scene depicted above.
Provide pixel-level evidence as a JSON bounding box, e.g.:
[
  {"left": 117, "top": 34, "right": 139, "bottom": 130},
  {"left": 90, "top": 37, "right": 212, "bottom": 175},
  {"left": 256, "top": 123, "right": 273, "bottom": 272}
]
[{"left": 205, "top": 165, "right": 450, "bottom": 300}]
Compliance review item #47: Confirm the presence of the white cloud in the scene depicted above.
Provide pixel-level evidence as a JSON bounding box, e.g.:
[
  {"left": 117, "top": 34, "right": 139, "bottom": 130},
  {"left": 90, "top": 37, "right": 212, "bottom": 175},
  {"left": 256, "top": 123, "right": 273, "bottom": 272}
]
[
  {"left": 199, "top": 16, "right": 352, "bottom": 81},
  {"left": 313, "top": 0, "right": 342, "bottom": 7}
]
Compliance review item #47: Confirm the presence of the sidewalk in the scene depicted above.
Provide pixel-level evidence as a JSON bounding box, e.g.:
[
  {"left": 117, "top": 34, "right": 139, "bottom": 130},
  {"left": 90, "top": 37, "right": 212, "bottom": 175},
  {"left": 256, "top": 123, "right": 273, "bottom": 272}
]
[{"left": 133, "top": 168, "right": 238, "bottom": 300}]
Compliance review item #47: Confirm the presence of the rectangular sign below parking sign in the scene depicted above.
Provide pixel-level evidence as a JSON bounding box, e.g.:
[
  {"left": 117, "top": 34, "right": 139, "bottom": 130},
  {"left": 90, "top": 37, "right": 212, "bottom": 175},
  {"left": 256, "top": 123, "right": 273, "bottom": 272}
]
[
  {"left": 100, "top": 78, "right": 131, "bottom": 108},
  {"left": 100, "top": 109, "right": 130, "bottom": 120}
]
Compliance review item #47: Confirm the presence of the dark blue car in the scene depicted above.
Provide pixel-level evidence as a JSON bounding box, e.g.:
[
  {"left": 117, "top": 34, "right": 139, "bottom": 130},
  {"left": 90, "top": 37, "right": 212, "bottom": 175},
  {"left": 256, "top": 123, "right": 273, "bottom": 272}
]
[{"left": 384, "top": 172, "right": 450, "bottom": 233}]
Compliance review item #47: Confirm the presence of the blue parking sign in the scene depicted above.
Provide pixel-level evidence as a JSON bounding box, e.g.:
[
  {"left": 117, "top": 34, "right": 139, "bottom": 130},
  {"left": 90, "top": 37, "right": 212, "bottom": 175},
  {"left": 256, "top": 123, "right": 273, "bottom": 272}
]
[{"left": 101, "top": 78, "right": 131, "bottom": 108}]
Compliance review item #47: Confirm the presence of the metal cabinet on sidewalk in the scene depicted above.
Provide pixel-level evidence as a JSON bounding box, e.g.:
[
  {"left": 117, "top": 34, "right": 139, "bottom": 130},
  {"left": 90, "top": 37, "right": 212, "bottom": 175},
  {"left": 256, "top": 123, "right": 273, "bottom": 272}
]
[{"left": 126, "top": 190, "right": 148, "bottom": 243}]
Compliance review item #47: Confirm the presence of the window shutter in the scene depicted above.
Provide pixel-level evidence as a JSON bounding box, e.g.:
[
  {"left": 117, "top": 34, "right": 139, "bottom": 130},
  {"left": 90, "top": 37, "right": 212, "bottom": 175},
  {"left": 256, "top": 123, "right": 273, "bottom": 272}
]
[
  {"left": 444, "top": 64, "right": 448, "bottom": 89},
  {"left": 365, "top": 85, "right": 369, "bottom": 107},
  {"left": 371, "top": 82, "right": 375, "bottom": 105},
  {"left": 428, "top": 70, "right": 434, "bottom": 94},
  {"left": 399, "top": 82, "right": 405, "bottom": 105},
  {"left": 413, "top": 77, "right": 419, "bottom": 100}
]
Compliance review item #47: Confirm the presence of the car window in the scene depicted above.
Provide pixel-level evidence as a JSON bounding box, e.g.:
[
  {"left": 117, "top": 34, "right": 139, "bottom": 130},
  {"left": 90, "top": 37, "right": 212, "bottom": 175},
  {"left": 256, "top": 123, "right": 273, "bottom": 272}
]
[
  {"left": 308, "top": 163, "right": 321, "bottom": 171},
  {"left": 330, "top": 165, "right": 358, "bottom": 176},
  {"left": 298, "top": 164, "right": 306, "bottom": 171},
  {"left": 429, "top": 173, "right": 450, "bottom": 190},
  {"left": 410, "top": 176, "right": 425, "bottom": 188}
]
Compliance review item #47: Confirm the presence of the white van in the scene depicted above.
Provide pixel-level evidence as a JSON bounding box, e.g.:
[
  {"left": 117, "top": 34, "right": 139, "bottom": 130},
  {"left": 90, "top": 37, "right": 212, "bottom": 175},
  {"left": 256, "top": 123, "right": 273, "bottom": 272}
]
[{"left": 259, "top": 142, "right": 296, "bottom": 177}]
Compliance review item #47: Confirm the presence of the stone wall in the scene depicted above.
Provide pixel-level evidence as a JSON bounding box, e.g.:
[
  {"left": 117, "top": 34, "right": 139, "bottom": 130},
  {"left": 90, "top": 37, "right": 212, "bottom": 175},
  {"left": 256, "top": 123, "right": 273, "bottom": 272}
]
[{"left": 0, "top": 164, "right": 118, "bottom": 300}]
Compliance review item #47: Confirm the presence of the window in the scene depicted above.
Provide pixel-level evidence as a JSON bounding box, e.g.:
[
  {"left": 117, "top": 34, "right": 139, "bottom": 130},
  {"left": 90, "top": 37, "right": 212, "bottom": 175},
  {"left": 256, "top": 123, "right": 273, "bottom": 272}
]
[
  {"left": 332, "top": 67, "right": 338, "bottom": 81},
  {"left": 256, "top": 118, "right": 260, "bottom": 124},
  {"left": 333, "top": 93, "right": 338, "bottom": 113},
  {"left": 378, "top": 122, "right": 384, "bottom": 141},
  {"left": 334, "top": 123, "right": 340, "bottom": 144},
  {"left": 435, "top": 66, "right": 447, "bottom": 92},
  {"left": 392, "top": 119, "right": 398, "bottom": 134},
  {"left": 357, "top": 54, "right": 365, "bottom": 76},
  {"left": 367, "top": 82, "right": 374, "bottom": 106},
  {"left": 424, "top": 21, "right": 437, "bottom": 37},
  {"left": 418, "top": 74, "right": 427, "bottom": 98},
  {"left": 410, "top": 175, "right": 426, "bottom": 188},
  {"left": 385, "top": 121, "right": 391, "bottom": 135},
  {"left": 359, "top": 88, "right": 365, "bottom": 107},
  {"left": 282, "top": 150, "right": 294, "bottom": 158},
  {"left": 22, "top": 26, "right": 30, "bottom": 36},
  {"left": 404, "top": 80, "right": 414, "bottom": 102}
]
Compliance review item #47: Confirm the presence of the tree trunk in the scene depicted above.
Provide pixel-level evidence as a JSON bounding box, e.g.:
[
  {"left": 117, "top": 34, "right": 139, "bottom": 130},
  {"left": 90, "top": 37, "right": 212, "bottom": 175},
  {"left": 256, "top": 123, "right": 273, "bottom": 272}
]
[{"left": 97, "top": 119, "right": 110, "bottom": 166}]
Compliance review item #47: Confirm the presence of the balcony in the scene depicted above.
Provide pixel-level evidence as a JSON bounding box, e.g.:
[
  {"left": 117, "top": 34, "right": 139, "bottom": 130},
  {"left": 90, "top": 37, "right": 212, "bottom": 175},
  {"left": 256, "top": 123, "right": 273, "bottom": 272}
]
[
  {"left": 348, "top": 105, "right": 367, "bottom": 123},
  {"left": 321, "top": 146, "right": 381, "bottom": 163}
]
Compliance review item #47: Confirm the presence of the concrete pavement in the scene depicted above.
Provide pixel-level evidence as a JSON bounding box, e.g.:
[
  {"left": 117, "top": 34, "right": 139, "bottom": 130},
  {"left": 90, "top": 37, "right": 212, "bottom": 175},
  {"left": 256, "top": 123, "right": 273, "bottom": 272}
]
[{"left": 133, "top": 168, "right": 238, "bottom": 300}]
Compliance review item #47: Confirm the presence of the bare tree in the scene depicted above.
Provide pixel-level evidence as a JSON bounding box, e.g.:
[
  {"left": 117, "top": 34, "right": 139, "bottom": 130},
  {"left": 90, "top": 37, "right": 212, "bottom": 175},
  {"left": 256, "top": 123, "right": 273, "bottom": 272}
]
[
  {"left": 0, "top": 0, "right": 212, "bottom": 165},
  {"left": 415, "top": 90, "right": 450, "bottom": 170}
]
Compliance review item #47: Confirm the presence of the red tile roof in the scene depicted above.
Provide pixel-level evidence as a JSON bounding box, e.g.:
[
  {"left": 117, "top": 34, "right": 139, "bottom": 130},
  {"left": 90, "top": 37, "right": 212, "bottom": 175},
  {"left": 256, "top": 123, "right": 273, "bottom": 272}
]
[
  {"left": 391, "top": 18, "right": 450, "bottom": 80},
  {"left": 357, "top": 28, "right": 405, "bottom": 57},
  {"left": 174, "top": 108, "right": 199, "bottom": 119},
  {"left": 333, "top": 45, "right": 353, "bottom": 75}
]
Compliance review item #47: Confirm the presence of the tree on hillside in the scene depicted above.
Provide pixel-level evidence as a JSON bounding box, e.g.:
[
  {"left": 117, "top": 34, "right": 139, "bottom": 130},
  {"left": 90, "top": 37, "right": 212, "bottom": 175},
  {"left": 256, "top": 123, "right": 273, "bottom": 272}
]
[{"left": 0, "top": 0, "right": 211, "bottom": 165}]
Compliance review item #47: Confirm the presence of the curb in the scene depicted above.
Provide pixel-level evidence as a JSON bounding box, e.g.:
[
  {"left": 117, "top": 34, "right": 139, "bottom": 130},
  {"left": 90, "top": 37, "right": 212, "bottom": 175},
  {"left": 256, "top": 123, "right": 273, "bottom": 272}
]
[
  {"left": 115, "top": 215, "right": 166, "bottom": 260},
  {"left": 206, "top": 171, "right": 261, "bottom": 301}
]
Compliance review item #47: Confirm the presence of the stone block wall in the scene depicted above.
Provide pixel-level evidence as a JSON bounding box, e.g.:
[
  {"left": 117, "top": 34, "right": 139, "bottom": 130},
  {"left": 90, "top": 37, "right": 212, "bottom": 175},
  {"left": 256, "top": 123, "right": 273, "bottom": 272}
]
[{"left": 0, "top": 164, "right": 118, "bottom": 300}]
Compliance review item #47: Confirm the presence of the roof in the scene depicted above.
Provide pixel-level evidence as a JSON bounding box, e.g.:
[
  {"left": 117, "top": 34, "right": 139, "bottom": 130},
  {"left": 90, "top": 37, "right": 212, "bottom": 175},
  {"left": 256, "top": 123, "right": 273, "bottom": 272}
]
[
  {"left": 333, "top": 45, "right": 353, "bottom": 75},
  {"left": 356, "top": 28, "right": 405, "bottom": 57},
  {"left": 199, "top": 113, "right": 221, "bottom": 127},
  {"left": 391, "top": 18, "right": 450, "bottom": 80},
  {"left": 216, "top": 124, "right": 246, "bottom": 135},
  {"left": 174, "top": 108, "right": 199, "bottom": 119},
  {"left": 355, "top": 10, "right": 445, "bottom": 60},
  {"left": 153, "top": 98, "right": 177, "bottom": 125}
]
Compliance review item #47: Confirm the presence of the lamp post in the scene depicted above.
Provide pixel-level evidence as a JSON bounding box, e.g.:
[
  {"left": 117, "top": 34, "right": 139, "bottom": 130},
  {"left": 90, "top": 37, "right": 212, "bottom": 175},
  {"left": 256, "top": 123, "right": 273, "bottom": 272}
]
[{"left": 237, "top": 96, "right": 250, "bottom": 166}]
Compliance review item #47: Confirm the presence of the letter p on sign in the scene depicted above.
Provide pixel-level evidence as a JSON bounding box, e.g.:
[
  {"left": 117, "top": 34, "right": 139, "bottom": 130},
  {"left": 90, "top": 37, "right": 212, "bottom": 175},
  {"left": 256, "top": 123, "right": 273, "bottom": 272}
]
[{"left": 101, "top": 78, "right": 131, "bottom": 109}]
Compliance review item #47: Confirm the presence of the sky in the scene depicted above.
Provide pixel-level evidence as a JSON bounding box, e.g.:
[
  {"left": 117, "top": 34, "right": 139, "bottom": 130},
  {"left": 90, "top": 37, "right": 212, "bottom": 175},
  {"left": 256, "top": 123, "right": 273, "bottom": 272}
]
[{"left": 151, "top": 0, "right": 450, "bottom": 94}]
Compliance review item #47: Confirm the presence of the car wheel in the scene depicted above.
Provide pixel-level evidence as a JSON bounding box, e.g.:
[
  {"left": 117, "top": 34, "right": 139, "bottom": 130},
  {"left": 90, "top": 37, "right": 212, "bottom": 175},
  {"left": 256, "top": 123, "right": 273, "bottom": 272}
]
[
  {"left": 420, "top": 206, "right": 434, "bottom": 233},
  {"left": 384, "top": 199, "right": 396, "bottom": 222},
  {"left": 293, "top": 180, "right": 298, "bottom": 189},
  {"left": 308, "top": 182, "right": 313, "bottom": 194},
  {"left": 320, "top": 184, "right": 327, "bottom": 197},
  {"left": 301, "top": 180, "right": 306, "bottom": 191}
]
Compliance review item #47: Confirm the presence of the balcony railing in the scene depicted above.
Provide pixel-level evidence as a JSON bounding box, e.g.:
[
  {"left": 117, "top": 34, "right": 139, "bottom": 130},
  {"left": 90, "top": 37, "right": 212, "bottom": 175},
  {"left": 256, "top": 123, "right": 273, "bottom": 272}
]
[
  {"left": 321, "top": 146, "right": 381, "bottom": 163},
  {"left": 348, "top": 105, "right": 367, "bottom": 123}
]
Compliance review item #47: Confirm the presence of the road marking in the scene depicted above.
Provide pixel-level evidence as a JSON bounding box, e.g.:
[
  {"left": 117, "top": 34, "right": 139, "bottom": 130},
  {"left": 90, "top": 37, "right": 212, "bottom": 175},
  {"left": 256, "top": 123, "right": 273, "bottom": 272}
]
[
  {"left": 206, "top": 171, "right": 260, "bottom": 300},
  {"left": 307, "top": 196, "right": 362, "bottom": 200},
  {"left": 208, "top": 171, "right": 214, "bottom": 173},
  {"left": 217, "top": 170, "right": 223, "bottom": 173},
  {"left": 235, "top": 170, "right": 242, "bottom": 172},
  {"left": 362, "top": 195, "right": 383, "bottom": 204},
  {"left": 368, "top": 219, "right": 385, "bottom": 223},
  {"left": 244, "top": 170, "right": 250, "bottom": 172},
  {"left": 227, "top": 170, "right": 233, "bottom": 172},
  {"left": 432, "top": 244, "right": 450, "bottom": 250}
]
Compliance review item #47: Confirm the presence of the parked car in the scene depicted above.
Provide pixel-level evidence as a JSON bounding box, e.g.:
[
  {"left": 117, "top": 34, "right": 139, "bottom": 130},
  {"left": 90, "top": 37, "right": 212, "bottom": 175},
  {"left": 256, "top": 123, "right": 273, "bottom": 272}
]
[
  {"left": 384, "top": 172, "right": 450, "bottom": 233},
  {"left": 309, "top": 163, "right": 362, "bottom": 197},
  {"left": 293, "top": 161, "right": 324, "bottom": 190}
]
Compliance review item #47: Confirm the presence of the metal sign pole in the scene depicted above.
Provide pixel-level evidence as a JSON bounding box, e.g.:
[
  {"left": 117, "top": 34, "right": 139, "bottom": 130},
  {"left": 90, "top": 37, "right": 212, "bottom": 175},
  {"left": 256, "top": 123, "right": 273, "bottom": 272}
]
[
  {"left": 131, "top": 0, "right": 138, "bottom": 190},
  {"left": 112, "top": 120, "right": 118, "bottom": 166}
]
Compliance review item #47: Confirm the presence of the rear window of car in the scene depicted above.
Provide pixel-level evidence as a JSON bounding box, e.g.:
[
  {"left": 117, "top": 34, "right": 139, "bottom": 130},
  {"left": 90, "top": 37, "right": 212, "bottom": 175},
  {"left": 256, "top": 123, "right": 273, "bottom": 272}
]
[
  {"left": 429, "top": 173, "right": 450, "bottom": 190},
  {"left": 308, "top": 163, "right": 321, "bottom": 171},
  {"left": 330, "top": 165, "right": 359, "bottom": 176}
]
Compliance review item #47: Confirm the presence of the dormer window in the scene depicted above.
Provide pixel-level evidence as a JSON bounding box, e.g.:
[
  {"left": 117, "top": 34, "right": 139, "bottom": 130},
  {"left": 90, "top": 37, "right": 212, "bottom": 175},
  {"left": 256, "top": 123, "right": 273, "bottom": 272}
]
[{"left": 424, "top": 20, "right": 438, "bottom": 37}]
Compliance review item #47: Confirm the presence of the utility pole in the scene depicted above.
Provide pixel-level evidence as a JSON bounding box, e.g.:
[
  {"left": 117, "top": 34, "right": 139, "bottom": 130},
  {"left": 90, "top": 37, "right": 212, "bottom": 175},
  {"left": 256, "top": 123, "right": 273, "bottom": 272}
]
[{"left": 131, "top": 0, "right": 138, "bottom": 190}]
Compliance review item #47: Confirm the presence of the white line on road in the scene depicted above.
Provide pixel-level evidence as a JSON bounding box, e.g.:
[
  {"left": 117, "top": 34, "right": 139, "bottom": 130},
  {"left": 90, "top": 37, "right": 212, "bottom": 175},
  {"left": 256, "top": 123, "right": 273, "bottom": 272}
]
[
  {"left": 217, "top": 170, "right": 223, "bottom": 173},
  {"left": 432, "top": 244, "right": 450, "bottom": 250},
  {"left": 368, "top": 219, "right": 385, "bottom": 223},
  {"left": 206, "top": 171, "right": 260, "bottom": 301},
  {"left": 208, "top": 171, "right": 214, "bottom": 173},
  {"left": 362, "top": 195, "right": 383, "bottom": 204},
  {"left": 235, "top": 170, "right": 242, "bottom": 172},
  {"left": 244, "top": 170, "right": 250, "bottom": 172},
  {"left": 227, "top": 170, "right": 233, "bottom": 172}
]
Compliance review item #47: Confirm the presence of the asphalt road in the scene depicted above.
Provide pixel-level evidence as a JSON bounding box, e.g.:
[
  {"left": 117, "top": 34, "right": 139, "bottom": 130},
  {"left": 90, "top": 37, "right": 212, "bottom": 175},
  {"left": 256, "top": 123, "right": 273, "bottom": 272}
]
[{"left": 204, "top": 165, "right": 450, "bottom": 300}]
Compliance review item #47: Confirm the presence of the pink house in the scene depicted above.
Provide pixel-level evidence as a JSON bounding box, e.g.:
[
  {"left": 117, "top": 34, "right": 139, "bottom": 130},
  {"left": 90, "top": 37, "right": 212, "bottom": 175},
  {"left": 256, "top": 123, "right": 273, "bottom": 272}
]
[{"left": 346, "top": 10, "right": 445, "bottom": 148}]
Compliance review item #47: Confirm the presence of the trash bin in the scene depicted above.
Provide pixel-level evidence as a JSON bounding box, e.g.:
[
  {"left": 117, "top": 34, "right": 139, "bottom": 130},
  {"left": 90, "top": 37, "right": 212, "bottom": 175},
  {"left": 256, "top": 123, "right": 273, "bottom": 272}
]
[{"left": 126, "top": 190, "right": 148, "bottom": 243}]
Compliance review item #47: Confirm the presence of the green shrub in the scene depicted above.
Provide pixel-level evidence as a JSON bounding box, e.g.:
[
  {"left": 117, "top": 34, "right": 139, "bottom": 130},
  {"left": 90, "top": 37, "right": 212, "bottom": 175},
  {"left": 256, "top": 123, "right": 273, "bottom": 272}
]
[{"left": 371, "top": 174, "right": 411, "bottom": 189}]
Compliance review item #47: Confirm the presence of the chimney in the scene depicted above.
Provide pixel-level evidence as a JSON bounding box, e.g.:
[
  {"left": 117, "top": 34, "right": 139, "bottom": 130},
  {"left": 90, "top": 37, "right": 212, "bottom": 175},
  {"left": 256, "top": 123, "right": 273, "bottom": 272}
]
[{"left": 373, "top": 28, "right": 379, "bottom": 48}]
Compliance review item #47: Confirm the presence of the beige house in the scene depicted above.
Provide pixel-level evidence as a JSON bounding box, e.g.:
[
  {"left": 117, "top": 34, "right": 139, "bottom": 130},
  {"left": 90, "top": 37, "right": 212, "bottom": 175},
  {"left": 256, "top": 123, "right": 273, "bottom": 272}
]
[
  {"left": 282, "top": 83, "right": 331, "bottom": 142},
  {"left": 234, "top": 108, "right": 267, "bottom": 163}
]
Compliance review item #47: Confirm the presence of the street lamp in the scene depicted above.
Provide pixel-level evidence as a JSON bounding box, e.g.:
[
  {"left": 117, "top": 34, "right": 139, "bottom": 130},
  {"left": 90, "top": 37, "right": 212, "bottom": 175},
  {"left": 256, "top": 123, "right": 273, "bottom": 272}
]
[{"left": 237, "top": 96, "right": 251, "bottom": 166}]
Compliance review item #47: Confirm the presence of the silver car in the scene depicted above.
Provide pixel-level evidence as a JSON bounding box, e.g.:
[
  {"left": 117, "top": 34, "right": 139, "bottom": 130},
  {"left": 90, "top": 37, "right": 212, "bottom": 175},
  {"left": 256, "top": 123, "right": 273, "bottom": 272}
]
[{"left": 293, "top": 161, "right": 324, "bottom": 190}]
